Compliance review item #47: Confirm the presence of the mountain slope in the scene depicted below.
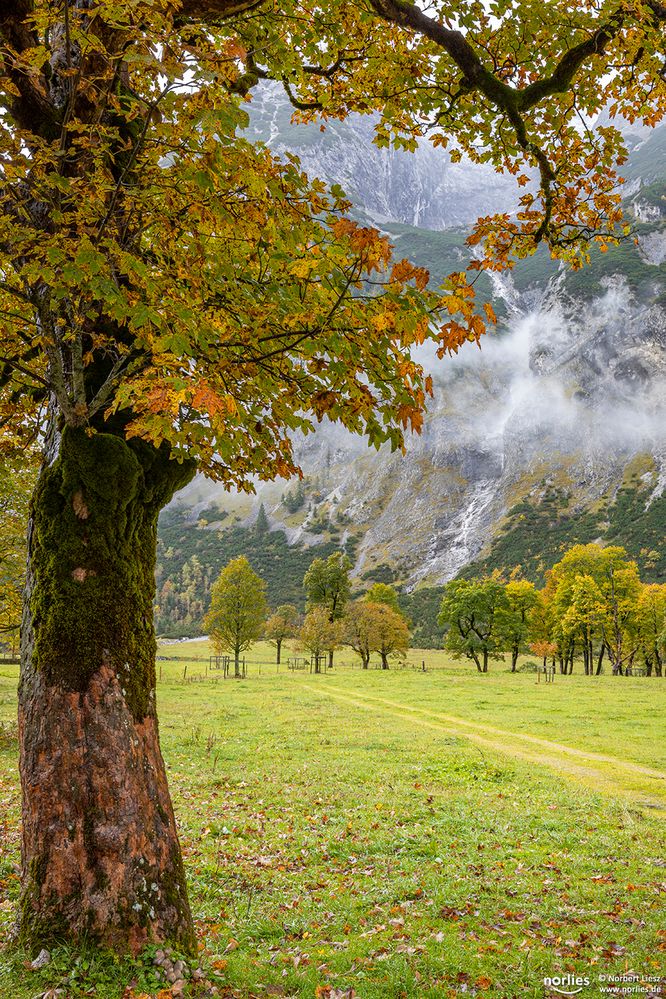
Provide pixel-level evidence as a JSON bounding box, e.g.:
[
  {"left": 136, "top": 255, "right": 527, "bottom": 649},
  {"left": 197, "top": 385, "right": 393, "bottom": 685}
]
[{"left": 156, "top": 94, "right": 666, "bottom": 636}]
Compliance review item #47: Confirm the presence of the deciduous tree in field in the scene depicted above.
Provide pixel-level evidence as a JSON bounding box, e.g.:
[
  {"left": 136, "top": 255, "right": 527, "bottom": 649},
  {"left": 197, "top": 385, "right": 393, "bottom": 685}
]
[
  {"left": 343, "top": 600, "right": 376, "bottom": 669},
  {"left": 438, "top": 577, "right": 506, "bottom": 673},
  {"left": 204, "top": 557, "right": 267, "bottom": 677},
  {"left": 265, "top": 603, "right": 300, "bottom": 665},
  {"left": 304, "top": 552, "right": 352, "bottom": 668},
  {"left": 496, "top": 578, "right": 538, "bottom": 672},
  {"left": 547, "top": 543, "right": 640, "bottom": 675},
  {"left": 600, "top": 559, "right": 642, "bottom": 676},
  {"left": 370, "top": 602, "right": 410, "bottom": 669},
  {"left": 1, "top": 0, "right": 664, "bottom": 955},
  {"left": 298, "top": 606, "right": 341, "bottom": 673},
  {"left": 558, "top": 573, "right": 606, "bottom": 675},
  {"left": 636, "top": 584, "right": 666, "bottom": 677}
]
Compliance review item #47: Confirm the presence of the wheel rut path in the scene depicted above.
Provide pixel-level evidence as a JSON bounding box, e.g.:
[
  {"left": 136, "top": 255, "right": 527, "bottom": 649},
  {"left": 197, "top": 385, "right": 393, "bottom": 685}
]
[{"left": 300, "top": 682, "right": 666, "bottom": 814}]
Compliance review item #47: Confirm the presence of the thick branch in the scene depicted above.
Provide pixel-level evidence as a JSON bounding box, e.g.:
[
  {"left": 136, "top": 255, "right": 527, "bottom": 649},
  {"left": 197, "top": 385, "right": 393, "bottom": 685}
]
[
  {"left": 0, "top": 1, "right": 61, "bottom": 137},
  {"left": 174, "top": 0, "right": 265, "bottom": 21},
  {"left": 367, "top": 0, "right": 625, "bottom": 114},
  {"left": 0, "top": 0, "right": 36, "bottom": 52}
]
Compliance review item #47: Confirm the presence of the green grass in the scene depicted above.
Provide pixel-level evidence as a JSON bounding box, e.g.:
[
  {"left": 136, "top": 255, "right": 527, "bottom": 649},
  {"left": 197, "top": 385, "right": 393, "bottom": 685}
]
[{"left": 1, "top": 646, "right": 665, "bottom": 998}]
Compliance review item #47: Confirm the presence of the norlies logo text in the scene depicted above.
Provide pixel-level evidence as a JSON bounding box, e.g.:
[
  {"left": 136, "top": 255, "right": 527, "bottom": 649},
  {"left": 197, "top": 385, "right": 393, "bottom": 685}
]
[{"left": 543, "top": 974, "right": 591, "bottom": 995}]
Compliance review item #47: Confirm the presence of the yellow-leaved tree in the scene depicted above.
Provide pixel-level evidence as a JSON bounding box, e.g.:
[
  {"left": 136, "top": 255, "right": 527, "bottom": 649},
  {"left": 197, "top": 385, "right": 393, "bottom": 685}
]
[{"left": 1, "top": 0, "right": 664, "bottom": 953}]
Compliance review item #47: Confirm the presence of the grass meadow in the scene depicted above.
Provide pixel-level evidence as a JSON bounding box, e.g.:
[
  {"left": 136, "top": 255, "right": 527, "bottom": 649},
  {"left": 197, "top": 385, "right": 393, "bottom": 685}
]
[{"left": 0, "top": 641, "right": 664, "bottom": 998}]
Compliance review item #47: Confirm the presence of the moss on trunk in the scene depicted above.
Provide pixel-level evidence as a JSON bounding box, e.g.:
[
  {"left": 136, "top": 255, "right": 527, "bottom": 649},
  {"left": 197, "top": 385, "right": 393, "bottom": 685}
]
[
  {"left": 26, "top": 427, "right": 193, "bottom": 718},
  {"left": 18, "top": 427, "right": 197, "bottom": 954}
]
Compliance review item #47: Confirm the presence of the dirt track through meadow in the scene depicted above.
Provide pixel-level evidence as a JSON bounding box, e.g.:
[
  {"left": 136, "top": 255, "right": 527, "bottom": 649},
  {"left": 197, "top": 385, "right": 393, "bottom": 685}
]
[{"left": 301, "top": 682, "right": 666, "bottom": 814}]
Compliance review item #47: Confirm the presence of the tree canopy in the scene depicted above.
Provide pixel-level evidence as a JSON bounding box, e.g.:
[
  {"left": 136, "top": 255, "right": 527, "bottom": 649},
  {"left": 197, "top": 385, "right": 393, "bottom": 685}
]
[
  {"left": 204, "top": 555, "right": 267, "bottom": 671},
  {"left": 1, "top": 1, "right": 665, "bottom": 469},
  {"left": 264, "top": 602, "right": 300, "bottom": 663},
  {"left": 364, "top": 582, "right": 403, "bottom": 615},
  {"left": 304, "top": 551, "right": 352, "bottom": 621}
]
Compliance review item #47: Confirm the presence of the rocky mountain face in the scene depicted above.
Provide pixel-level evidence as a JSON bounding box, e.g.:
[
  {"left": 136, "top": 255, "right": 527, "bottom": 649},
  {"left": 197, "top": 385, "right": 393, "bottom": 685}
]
[
  {"left": 158, "top": 89, "right": 666, "bottom": 634},
  {"left": 244, "top": 84, "right": 522, "bottom": 230}
]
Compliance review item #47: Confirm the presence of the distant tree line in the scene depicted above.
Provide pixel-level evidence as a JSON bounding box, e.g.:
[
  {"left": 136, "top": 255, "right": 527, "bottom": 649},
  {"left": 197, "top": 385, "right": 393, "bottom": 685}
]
[
  {"left": 438, "top": 544, "right": 665, "bottom": 676},
  {"left": 204, "top": 553, "right": 410, "bottom": 672},
  {"left": 0, "top": 453, "right": 38, "bottom": 649},
  {"left": 203, "top": 543, "right": 665, "bottom": 677},
  {"left": 154, "top": 506, "right": 348, "bottom": 636}
]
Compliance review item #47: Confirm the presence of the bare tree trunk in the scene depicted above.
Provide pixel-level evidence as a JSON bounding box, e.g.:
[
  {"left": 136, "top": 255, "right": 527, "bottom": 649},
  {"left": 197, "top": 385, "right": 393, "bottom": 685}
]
[
  {"left": 596, "top": 644, "right": 605, "bottom": 675},
  {"left": 17, "top": 427, "right": 196, "bottom": 954},
  {"left": 654, "top": 646, "right": 663, "bottom": 676}
]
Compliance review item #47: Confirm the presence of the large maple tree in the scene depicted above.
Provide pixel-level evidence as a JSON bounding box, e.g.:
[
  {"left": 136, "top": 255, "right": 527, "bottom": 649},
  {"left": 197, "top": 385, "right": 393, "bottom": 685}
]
[{"left": 0, "top": 0, "right": 664, "bottom": 953}]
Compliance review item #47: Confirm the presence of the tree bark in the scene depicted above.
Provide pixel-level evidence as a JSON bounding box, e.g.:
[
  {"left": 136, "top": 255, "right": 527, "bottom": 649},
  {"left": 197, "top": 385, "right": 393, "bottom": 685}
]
[
  {"left": 596, "top": 644, "right": 605, "bottom": 675},
  {"left": 17, "top": 427, "right": 196, "bottom": 954},
  {"left": 276, "top": 639, "right": 282, "bottom": 665},
  {"left": 654, "top": 646, "right": 662, "bottom": 676},
  {"left": 380, "top": 651, "right": 389, "bottom": 669}
]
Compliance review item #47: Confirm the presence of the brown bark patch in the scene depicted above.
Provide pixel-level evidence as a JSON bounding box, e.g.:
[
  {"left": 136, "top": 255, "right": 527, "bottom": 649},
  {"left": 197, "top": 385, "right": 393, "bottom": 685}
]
[
  {"left": 18, "top": 664, "right": 195, "bottom": 953},
  {"left": 71, "top": 567, "right": 96, "bottom": 582},
  {"left": 72, "top": 490, "right": 89, "bottom": 519}
]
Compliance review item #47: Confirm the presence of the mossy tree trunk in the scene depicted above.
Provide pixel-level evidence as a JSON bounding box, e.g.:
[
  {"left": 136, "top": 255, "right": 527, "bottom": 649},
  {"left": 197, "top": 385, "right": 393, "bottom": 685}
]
[{"left": 18, "top": 426, "right": 196, "bottom": 954}]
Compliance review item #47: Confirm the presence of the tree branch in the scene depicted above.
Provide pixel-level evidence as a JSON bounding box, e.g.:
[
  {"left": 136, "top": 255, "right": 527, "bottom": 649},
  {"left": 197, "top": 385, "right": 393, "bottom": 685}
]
[
  {"left": 367, "top": 0, "right": 625, "bottom": 114},
  {"left": 0, "top": 0, "right": 61, "bottom": 138},
  {"left": 174, "top": 0, "right": 265, "bottom": 23}
]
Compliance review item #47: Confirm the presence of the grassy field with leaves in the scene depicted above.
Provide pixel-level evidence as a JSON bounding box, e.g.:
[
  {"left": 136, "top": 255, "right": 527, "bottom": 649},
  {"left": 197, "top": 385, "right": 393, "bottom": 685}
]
[{"left": 1, "top": 643, "right": 665, "bottom": 998}]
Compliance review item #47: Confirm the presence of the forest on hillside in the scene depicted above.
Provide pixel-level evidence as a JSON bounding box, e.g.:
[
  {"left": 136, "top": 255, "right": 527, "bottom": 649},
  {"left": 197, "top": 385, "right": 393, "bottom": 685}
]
[{"left": 155, "top": 472, "right": 666, "bottom": 641}]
